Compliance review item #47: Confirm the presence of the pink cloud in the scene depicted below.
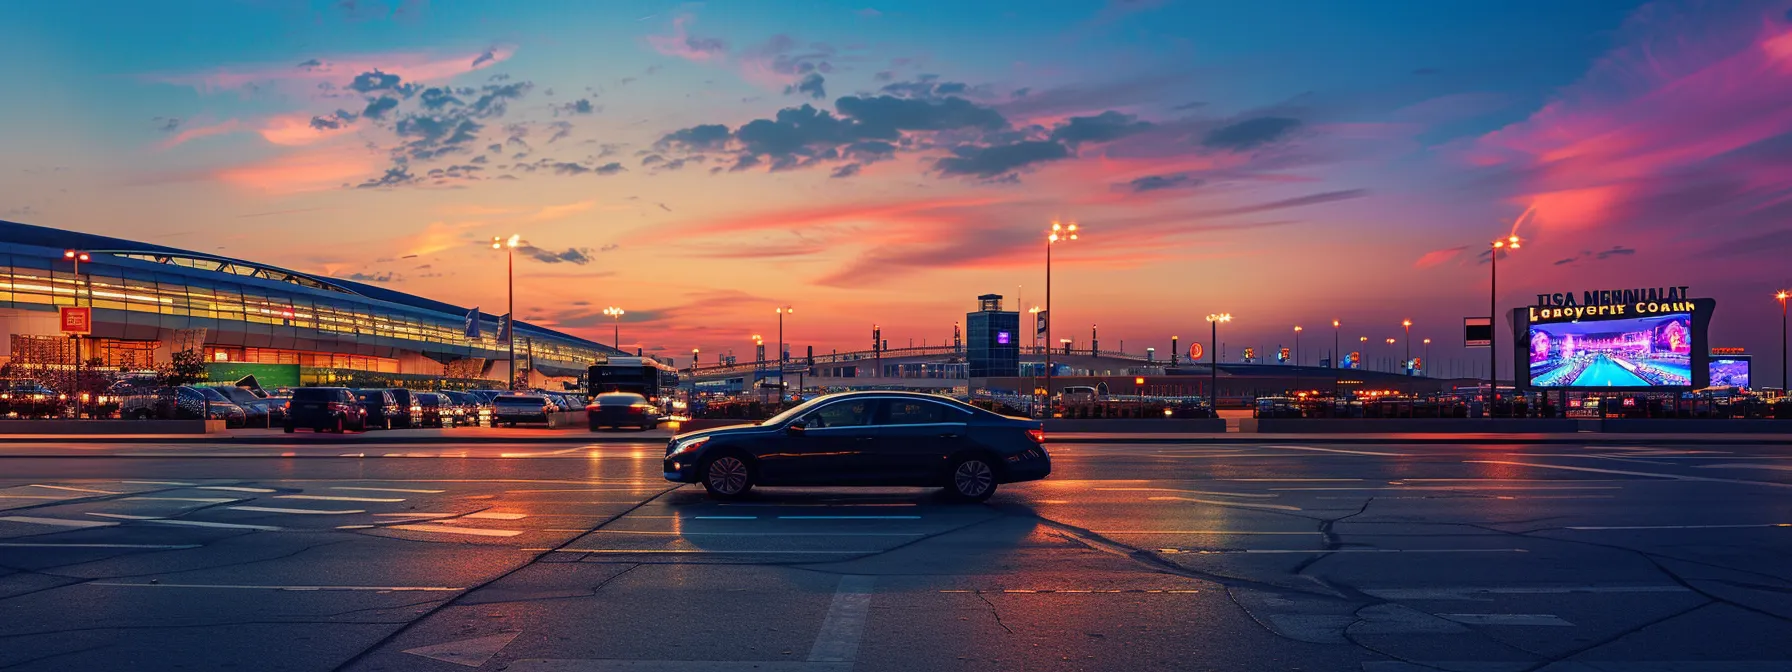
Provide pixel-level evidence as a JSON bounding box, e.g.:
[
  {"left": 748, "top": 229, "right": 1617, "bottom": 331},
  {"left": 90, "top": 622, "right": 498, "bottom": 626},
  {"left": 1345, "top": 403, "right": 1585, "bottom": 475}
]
[
  {"left": 647, "top": 15, "right": 727, "bottom": 63},
  {"left": 1413, "top": 245, "right": 1468, "bottom": 269},
  {"left": 150, "top": 46, "right": 515, "bottom": 94},
  {"left": 213, "top": 147, "right": 381, "bottom": 194},
  {"left": 158, "top": 119, "right": 245, "bottom": 149}
]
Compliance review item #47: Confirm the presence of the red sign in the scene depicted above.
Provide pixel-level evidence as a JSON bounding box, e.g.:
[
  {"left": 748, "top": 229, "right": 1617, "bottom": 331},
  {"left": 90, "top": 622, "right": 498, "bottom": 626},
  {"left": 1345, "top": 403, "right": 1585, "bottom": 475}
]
[
  {"left": 1710, "top": 347, "right": 1746, "bottom": 355},
  {"left": 1188, "top": 342, "right": 1204, "bottom": 361},
  {"left": 59, "top": 306, "right": 92, "bottom": 335}
]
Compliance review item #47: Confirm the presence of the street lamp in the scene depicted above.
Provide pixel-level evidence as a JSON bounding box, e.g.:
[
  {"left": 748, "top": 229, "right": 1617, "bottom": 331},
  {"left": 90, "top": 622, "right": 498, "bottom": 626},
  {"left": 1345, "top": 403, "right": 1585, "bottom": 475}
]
[
  {"left": 1402, "top": 319, "right": 1413, "bottom": 375},
  {"left": 1332, "top": 320, "right": 1340, "bottom": 369},
  {"left": 1045, "top": 220, "right": 1080, "bottom": 415},
  {"left": 1422, "top": 338, "right": 1432, "bottom": 376},
  {"left": 1779, "top": 290, "right": 1789, "bottom": 393},
  {"left": 1207, "top": 313, "right": 1231, "bottom": 409},
  {"left": 1386, "top": 337, "right": 1397, "bottom": 373},
  {"left": 1028, "top": 306, "right": 1042, "bottom": 355},
  {"left": 775, "top": 305, "right": 793, "bottom": 380},
  {"left": 492, "top": 235, "right": 519, "bottom": 389},
  {"left": 62, "top": 250, "right": 90, "bottom": 417},
  {"left": 1490, "top": 234, "right": 1520, "bottom": 390},
  {"left": 603, "top": 306, "right": 625, "bottom": 350}
]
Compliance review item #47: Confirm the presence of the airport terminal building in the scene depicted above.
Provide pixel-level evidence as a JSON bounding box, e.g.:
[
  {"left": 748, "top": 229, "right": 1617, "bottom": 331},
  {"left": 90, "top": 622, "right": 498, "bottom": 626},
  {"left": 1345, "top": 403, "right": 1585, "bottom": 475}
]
[{"left": 0, "top": 220, "right": 620, "bottom": 386}]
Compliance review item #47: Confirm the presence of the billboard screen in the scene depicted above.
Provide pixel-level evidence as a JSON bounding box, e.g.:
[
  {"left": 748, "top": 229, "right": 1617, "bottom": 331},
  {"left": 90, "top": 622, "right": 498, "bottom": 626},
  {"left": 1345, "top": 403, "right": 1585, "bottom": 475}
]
[
  {"left": 1708, "top": 357, "right": 1750, "bottom": 389},
  {"left": 1528, "top": 313, "right": 1693, "bottom": 388}
]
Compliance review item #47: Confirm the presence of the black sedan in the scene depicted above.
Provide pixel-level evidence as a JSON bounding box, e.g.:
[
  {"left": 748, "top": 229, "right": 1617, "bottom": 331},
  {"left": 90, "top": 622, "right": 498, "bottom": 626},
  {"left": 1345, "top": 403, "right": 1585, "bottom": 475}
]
[
  {"left": 587, "top": 392, "right": 662, "bottom": 431},
  {"left": 663, "top": 391, "right": 1049, "bottom": 502}
]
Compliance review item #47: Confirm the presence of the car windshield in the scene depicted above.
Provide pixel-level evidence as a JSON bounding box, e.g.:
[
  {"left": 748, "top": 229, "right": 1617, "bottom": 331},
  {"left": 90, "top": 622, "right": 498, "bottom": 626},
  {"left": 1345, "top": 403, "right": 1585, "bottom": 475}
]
[
  {"left": 196, "top": 387, "right": 230, "bottom": 402},
  {"left": 215, "top": 387, "right": 259, "bottom": 403},
  {"left": 763, "top": 394, "right": 845, "bottom": 426}
]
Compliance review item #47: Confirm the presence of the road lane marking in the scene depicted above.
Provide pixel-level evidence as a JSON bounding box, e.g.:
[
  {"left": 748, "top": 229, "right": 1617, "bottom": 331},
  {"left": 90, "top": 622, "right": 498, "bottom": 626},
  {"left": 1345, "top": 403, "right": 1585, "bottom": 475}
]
[
  {"left": 1261, "top": 445, "right": 1410, "bottom": 457},
  {"left": 1364, "top": 586, "right": 1689, "bottom": 600},
  {"left": 87, "top": 513, "right": 163, "bottom": 520},
  {"left": 121, "top": 480, "right": 198, "bottom": 486},
  {"left": 584, "top": 530, "right": 925, "bottom": 537},
  {"left": 0, "top": 495, "right": 66, "bottom": 500},
  {"left": 528, "top": 549, "right": 865, "bottom": 555},
  {"left": 1697, "top": 463, "right": 1792, "bottom": 471},
  {"left": 1230, "top": 548, "right": 1526, "bottom": 554},
  {"left": 141, "top": 519, "right": 284, "bottom": 531},
  {"left": 332, "top": 486, "right": 446, "bottom": 493},
  {"left": 275, "top": 495, "right": 405, "bottom": 503},
  {"left": 403, "top": 631, "right": 522, "bottom": 668},
  {"left": 1222, "top": 478, "right": 1364, "bottom": 482},
  {"left": 0, "top": 543, "right": 200, "bottom": 549},
  {"left": 1147, "top": 496, "right": 1302, "bottom": 511},
  {"left": 809, "top": 576, "right": 874, "bottom": 663},
  {"left": 464, "top": 512, "right": 528, "bottom": 520},
  {"left": 1436, "top": 613, "right": 1574, "bottom": 626},
  {"left": 778, "top": 515, "right": 923, "bottom": 520},
  {"left": 388, "top": 524, "right": 525, "bottom": 537},
  {"left": 27, "top": 484, "right": 119, "bottom": 494},
  {"left": 375, "top": 512, "right": 458, "bottom": 517},
  {"left": 228, "top": 505, "right": 365, "bottom": 515},
  {"left": 1092, "top": 530, "right": 1321, "bottom": 535},
  {"left": 1095, "top": 487, "right": 1279, "bottom": 499},
  {"left": 692, "top": 516, "right": 757, "bottom": 520},
  {"left": 125, "top": 496, "right": 241, "bottom": 503},
  {"left": 1563, "top": 523, "right": 1792, "bottom": 530},
  {"left": 1465, "top": 460, "right": 1792, "bottom": 488},
  {"left": 88, "top": 582, "right": 462, "bottom": 591},
  {"left": 0, "top": 515, "right": 118, "bottom": 528},
  {"left": 198, "top": 486, "right": 277, "bottom": 493},
  {"left": 1271, "top": 486, "right": 1621, "bottom": 491}
]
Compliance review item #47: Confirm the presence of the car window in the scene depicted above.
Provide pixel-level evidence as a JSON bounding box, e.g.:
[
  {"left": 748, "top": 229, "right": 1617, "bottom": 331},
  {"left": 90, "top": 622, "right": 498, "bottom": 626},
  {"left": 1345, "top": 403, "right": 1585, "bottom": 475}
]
[
  {"left": 883, "top": 400, "right": 964, "bottom": 425},
  {"left": 805, "top": 400, "right": 874, "bottom": 428}
]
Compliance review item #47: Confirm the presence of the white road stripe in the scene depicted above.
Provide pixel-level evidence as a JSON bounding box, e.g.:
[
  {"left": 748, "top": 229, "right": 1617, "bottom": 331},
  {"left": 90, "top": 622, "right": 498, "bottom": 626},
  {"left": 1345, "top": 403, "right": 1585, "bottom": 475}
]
[
  {"left": 229, "top": 505, "right": 365, "bottom": 515},
  {"left": 142, "top": 519, "right": 284, "bottom": 531},
  {"left": 275, "top": 495, "right": 404, "bottom": 503},
  {"left": 464, "top": 512, "right": 528, "bottom": 520},
  {"left": 1095, "top": 487, "right": 1279, "bottom": 499},
  {"left": 88, "top": 582, "right": 461, "bottom": 591},
  {"left": 692, "top": 516, "right": 757, "bottom": 520},
  {"left": 1564, "top": 523, "right": 1792, "bottom": 531},
  {"left": 0, "top": 543, "right": 200, "bottom": 549},
  {"left": 1271, "top": 486, "right": 1621, "bottom": 491},
  {"left": 0, "top": 515, "right": 118, "bottom": 528},
  {"left": 125, "top": 496, "right": 241, "bottom": 503},
  {"left": 1147, "top": 496, "right": 1302, "bottom": 511},
  {"left": 1261, "top": 445, "right": 1410, "bottom": 457},
  {"left": 1465, "top": 460, "right": 1792, "bottom": 489},
  {"left": 1093, "top": 530, "right": 1321, "bottom": 536},
  {"left": 27, "top": 484, "right": 119, "bottom": 494},
  {"left": 584, "top": 530, "right": 925, "bottom": 537},
  {"left": 332, "top": 486, "right": 446, "bottom": 494},
  {"left": 778, "top": 515, "right": 922, "bottom": 520},
  {"left": 1436, "top": 613, "right": 1574, "bottom": 626},
  {"left": 809, "top": 576, "right": 874, "bottom": 663},
  {"left": 1232, "top": 548, "right": 1526, "bottom": 554},
  {"left": 530, "top": 549, "right": 866, "bottom": 555},
  {"left": 198, "top": 486, "right": 277, "bottom": 493},
  {"left": 121, "top": 480, "right": 198, "bottom": 486},
  {"left": 87, "top": 513, "right": 163, "bottom": 520},
  {"left": 1365, "top": 586, "right": 1689, "bottom": 600},
  {"left": 388, "top": 524, "right": 524, "bottom": 537}
]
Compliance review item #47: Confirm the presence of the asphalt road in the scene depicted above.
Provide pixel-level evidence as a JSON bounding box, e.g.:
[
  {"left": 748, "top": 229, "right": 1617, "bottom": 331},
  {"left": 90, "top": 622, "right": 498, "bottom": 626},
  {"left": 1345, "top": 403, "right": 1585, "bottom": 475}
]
[{"left": 2, "top": 440, "right": 1791, "bottom": 671}]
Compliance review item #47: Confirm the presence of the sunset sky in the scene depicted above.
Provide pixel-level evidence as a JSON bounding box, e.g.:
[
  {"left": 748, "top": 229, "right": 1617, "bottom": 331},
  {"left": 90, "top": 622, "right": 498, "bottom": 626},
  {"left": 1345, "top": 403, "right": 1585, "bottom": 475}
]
[{"left": 6, "top": 0, "right": 1792, "bottom": 376}]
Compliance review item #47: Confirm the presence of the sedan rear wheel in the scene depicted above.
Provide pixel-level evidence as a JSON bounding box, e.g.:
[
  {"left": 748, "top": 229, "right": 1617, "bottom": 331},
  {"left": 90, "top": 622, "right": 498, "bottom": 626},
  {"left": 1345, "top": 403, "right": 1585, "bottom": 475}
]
[
  {"left": 946, "top": 455, "right": 997, "bottom": 502},
  {"left": 701, "top": 454, "right": 753, "bottom": 499}
]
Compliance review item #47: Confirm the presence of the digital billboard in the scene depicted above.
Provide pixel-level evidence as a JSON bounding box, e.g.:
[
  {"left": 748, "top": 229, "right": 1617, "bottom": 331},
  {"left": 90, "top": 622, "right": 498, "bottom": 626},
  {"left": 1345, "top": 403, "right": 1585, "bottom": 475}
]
[
  {"left": 1528, "top": 313, "right": 1693, "bottom": 388},
  {"left": 1708, "top": 356, "right": 1750, "bottom": 389}
]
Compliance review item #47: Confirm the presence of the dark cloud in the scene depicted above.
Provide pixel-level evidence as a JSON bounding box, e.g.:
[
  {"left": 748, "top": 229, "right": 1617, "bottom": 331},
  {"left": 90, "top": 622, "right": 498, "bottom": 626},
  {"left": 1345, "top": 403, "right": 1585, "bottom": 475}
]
[
  {"left": 935, "top": 141, "right": 1070, "bottom": 178},
  {"left": 641, "top": 154, "right": 665, "bottom": 166},
  {"left": 744, "top": 34, "right": 836, "bottom": 80},
  {"left": 558, "top": 98, "right": 596, "bottom": 115},
  {"left": 308, "top": 109, "right": 357, "bottom": 130},
  {"left": 469, "top": 82, "right": 531, "bottom": 118},
  {"left": 1201, "top": 116, "right": 1302, "bottom": 151},
  {"left": 362, "top": 96, "right": 400, "bottom": 120},
  {"left": 395, "top": 116, "right": 483, "bottom": 159},
  {"left": 546, "top": 121, "right": 574, "bottom": 143},
  {"left": 1595, "top": 245, "right": 1636, "bottom": 259},
  {"left": 516, "top": 243, "right": 593, "bottom": 265},
  {"left": 356, "top": 166, "right": 417, "bottom": 189},
  {"left": 594, "top": 162, "right": 625, "bottom": 175},
  {"left": 348, "top": 69, "right": 404, "bottom": 94},
  {"left": 1124, "top": 173, "right": 1202, "bottom": 192},
  {"left": 786, "top": 73, "right": 826, "bottom": 99},
  {"left": 831, "top": 163, "right": 862, "bottom": 178},
  {"left": 656, "top": 124, "right": 732, "bottom": 151},
  {"left": 874, "top": 71, "right": 894, "bottom": 82},
  {"left": 1171, "top": 100, "right": 1206, "bottom": 110},
  {"left": 486, "top": 143, "right": 502, "bottom": 154},
  {"left": 420, "top": 87, "right": 464, "bottom": 110},
  {"left": 152, "top": 116, "right": 182, "bottom": 133},
  {"left": 344, "top": 270, "right": 399, "bottom": 283},
  {"left": 469, "top": 155, "right": 488, "bottom": 164},
  {"left": 1050, "top": 111, "right": 1153, "bottom": 146},
  {"left": 1201, "top": 189, "right": 1367, "bottom": 216},
  {"left": 297, "top": 58, "right": 324, "bottom": 70},
  {"left": 472, "top": 49, "right": 498, "bottom": 68},
  {"left": 836, "top": 95, "right": 1007, "bottom": 136},
  {"left": 843, "top": 140, "right": 896, "bottom": 163}
]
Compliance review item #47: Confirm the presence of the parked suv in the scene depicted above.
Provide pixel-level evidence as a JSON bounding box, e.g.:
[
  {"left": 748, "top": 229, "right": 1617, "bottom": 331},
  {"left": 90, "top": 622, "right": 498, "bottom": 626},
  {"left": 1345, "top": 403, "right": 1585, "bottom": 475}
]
[
  {"left": 351, "top": 389, "right": 404, "bottom": 429},
  {"left": 385, "top": 389, "right": 419, "bottom": 429},
  {"left": 285, "top": 387, "right": 366, "bottom": 433},
  {"left": 493, "top": 394, "right": 554, "bottom": 426}
]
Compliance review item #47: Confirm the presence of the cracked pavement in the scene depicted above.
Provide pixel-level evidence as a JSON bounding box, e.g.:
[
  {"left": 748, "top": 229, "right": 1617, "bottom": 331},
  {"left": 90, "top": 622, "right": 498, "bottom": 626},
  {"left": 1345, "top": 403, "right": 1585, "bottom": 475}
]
[{"left": 1, "top": 439, "right": 1790, "bottom": 671}]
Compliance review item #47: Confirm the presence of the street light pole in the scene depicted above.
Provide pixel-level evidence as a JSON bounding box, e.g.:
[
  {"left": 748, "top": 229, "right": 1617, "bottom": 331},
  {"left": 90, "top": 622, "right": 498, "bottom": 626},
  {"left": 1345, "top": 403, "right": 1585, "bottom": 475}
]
[
  {"left": 62, "top": 250, "right": 89, "bottom": 418},
  {"left": 1332, "top": 320, "right": 1340, "bottom": 369},
  {"left": 1207, "top": 313, "right": 1231, "bottom": 411},
  {"left": 493, "top": 235, "right": 519, "bottom": 390},
  {"left": 1402, "top": 319, "right": 1413, "bottom": 375},
  {"left": 1358, "top": 336, "right": 1368, "bottom": 370},
  {"left": 604, "top": 307, "right": 625, "bottom": 350},
  {"left": 1779, "top": 291, "right": 1789, "bottom": 393},
  {"left": 776, "top": 306, "right": 792, "bottom": 398},
  {"left": 1293, "top": 325, "right": 1303, "bottom": 366},
  {"left": 1490, "top": 235, "right": 1520, "bottom": 394},
  {"left": 1423, "top": 338, "right": 1432, "bottom": 376},
  {"left": 1045, "top": 220, "right": 1079, "bottom": 416}
]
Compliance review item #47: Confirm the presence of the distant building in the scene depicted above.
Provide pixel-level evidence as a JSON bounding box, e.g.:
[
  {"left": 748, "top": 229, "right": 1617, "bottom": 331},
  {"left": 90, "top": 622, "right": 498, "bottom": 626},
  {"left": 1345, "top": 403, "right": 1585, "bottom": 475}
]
[{"left": 966, "top": 293, "right": 1019, "bottom": 378}]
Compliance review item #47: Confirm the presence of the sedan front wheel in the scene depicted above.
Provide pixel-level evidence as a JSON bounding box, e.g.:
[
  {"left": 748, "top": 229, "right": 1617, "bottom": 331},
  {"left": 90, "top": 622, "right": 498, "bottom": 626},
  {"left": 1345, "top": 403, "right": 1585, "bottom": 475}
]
[
  {"left": 945, "top": 455, "right": 997, "bottom": 502},
  {"left": 700, "top": 454, "right": 754, "bottom": 499}
]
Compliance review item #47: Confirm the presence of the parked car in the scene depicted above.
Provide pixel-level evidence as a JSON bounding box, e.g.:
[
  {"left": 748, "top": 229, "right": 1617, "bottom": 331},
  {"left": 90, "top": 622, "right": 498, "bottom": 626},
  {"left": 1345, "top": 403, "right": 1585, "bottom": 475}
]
[
  {"left": 351, "top": 389, "right": 404, "bottom": 429},
  {"left": 192, "top": 386, "right": 250, "bottom": 428},
  {"left": 415, "top": 392, "right": 453, "bottom": 428},
  {"left": 587, "top": 392, "right": 663, "bottom": 431},
  {"left": 493, "top": 394, "right": 554, "bottom": 426},
  {"left": 212, "top": 385, "right": 279, "bottom": 428},
  {"left": 385, "top": 389, "right": 419, "bottom": 429},
  {"left": 285, "top": 387, "right": 367, "bottom": 433},
  {"left": 2, "top": 380, "right": 64, "bottom": 418},
  {"left": 119, "top": 386, "right": 195, "bottom": 420},
  {"left": 663, "top": 391, "right": 1050, "bottom": 502},
  {"left": 470, "top": 389, "right": 507, "bottom": 405},
  {"left": 439, "top": 390, "right": 484, "bottom": 424}
]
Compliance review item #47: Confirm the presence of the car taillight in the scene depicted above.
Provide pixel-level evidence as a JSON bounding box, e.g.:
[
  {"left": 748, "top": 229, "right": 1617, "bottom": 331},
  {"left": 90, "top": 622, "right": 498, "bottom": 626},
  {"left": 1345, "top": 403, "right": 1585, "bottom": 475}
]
[
  {"left": 1027, "top": 428, "right": 1045, "bottom": 444},
  {"left": 284, "top": 401, "right": 291, "bottom": 410}
]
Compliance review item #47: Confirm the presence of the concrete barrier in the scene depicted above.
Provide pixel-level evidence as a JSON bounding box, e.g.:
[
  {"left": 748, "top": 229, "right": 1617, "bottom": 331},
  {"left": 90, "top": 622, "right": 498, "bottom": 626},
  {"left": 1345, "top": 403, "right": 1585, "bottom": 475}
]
[
  {"left": 1044, "top": 419, "right": 1226, "bottom": 433},
  {"left": 0, "top": 419, "right": 226, "bottom": 434},
  {"left": 543, "top": 411, "right": 588, "bottom": 429},
  {"left": 1239, "top": 418, "right": 1586, "bottom": 433}
]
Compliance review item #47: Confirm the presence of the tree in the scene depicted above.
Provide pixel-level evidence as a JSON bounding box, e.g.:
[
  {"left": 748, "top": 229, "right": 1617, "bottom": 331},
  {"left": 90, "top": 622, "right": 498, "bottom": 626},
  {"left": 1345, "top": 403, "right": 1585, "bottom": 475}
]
[{"left": 160, "top": 348, "right": 208, "bottom": 386}]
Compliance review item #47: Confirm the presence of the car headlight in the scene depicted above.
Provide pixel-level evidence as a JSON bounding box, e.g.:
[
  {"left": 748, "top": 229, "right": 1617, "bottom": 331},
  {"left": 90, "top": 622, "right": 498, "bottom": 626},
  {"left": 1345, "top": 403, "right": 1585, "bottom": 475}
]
[{"left": 668, "top": 437, "right": 710, "bottom": 457}]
